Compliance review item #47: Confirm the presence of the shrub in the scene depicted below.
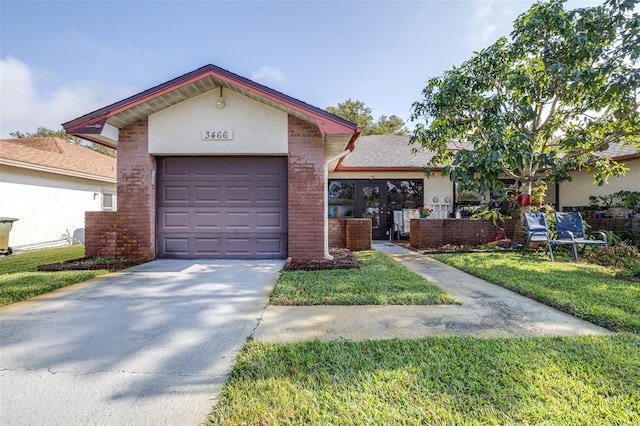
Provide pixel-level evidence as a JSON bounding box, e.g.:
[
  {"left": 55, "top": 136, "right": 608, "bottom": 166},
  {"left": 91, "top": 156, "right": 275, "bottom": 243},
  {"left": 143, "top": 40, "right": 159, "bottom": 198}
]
[{"left": 583, "top": 241, "right": 640, "bottom": 270}]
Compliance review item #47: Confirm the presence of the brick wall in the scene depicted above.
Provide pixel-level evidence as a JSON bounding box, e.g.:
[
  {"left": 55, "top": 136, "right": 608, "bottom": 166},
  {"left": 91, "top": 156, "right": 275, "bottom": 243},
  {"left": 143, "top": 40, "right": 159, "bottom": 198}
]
[
  {"left": 115, "top": 119, "right": 156, "bottom": 260},
  {"left": 85, "top": 212, "right": 117, "bottom": 257},
  {"left": 287, "top": 116, "right": 326, "bottom": 260},
  {"left": 329, "top": 219, "right": 346, "bottom": 248},
  {"left": 584, "top": 217, "right": 638, "bottom": 233},
  {"left": 345, "top": 219, "right": 372, "bottom": 251},
  {"left": 410, "top": 218, "right": 519, "bottom": 249}
]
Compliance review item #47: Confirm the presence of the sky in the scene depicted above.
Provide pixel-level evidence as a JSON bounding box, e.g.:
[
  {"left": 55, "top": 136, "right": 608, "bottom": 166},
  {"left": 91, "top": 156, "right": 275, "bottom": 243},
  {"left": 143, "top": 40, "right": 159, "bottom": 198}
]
[{"left": 0, "top": 0, "right": 602, "bottom": 139}]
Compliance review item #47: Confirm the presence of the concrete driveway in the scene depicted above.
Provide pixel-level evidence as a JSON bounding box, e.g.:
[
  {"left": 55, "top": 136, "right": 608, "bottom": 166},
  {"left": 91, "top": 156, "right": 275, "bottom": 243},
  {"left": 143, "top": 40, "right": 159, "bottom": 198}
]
[{"left": 0, "top": 259, "right": 285, "bottom": 426}]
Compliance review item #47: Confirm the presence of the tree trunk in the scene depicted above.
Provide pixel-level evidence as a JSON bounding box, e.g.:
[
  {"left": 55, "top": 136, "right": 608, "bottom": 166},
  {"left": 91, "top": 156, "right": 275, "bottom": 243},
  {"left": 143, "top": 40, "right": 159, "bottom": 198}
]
[{"left": 516, "top": 181, "right": 534, "bottom": 241}]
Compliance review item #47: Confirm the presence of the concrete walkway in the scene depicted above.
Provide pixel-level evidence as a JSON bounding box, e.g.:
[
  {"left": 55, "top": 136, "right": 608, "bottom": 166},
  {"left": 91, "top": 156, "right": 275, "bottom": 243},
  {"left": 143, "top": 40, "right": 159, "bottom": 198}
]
[
  {"left": 0, "top": 259, "right": 284, "bottom": 426},
  {"left": 253, "top": 241, "right": 611, "bottom": 342}
]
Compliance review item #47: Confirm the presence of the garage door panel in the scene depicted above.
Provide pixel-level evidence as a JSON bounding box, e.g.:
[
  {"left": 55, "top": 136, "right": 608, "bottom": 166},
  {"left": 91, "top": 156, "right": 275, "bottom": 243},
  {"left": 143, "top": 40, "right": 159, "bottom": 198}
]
[
  {"left": 163, "top": 238, "right": 190, "bottom": 255},
  {"left": 256, "top": 185, "right": 285, "bottom": 204},
  {"left": 225, "top": 212, "right": 251, "bottom": 229},
  {"left": 161, "top": 185, "right": 190, "bottom": 203},
  {"left": 226, "top": 186, "right": 252, "bottom": 204},
  {"left": 194, "top": 186, "right": 222, "bottom": 203},
  {"left": 163, "top": 159, "right": 190, "bottom": 176},
  {"left": 194, "top": 238, "right": 222, "bottom": 255},
  {"left": 256, "top": 237, "right": 286, "bottom": 256},
  {"left": 194, "top": 212, "right": 221, "bottom": 229},
  {"left": 157, "top": 156, "right": 287, "bottom": 259},
  {"left": 256, "top": 212, "right": 284, "bottom": 229},
  {"left": 163, "top": 212, "right": 189, "bottom": 228}
]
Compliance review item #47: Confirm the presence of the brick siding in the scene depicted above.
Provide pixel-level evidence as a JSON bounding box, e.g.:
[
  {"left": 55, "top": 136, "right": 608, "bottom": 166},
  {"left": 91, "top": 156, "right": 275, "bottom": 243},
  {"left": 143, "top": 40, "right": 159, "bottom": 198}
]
[
  {"left": 329, "top": 219, "right": 346, "bottom": 248},
  {"left": 584, "top": 217, "right": 639, "bottom": 233},
  {"left": 287, "top": 116, "right": 326, "bottom": 260},
  {"left": 410, "top": 218, "right": 519, "bottom": 249},
  {"left": 345, "top": 219, "right": 372, "bottom": 251},
  {"left": 115, "top": 119, "right": 156, "bottom": 260},
  {"left": 85, "top": 212, "right": 117, "bottom": 257}
]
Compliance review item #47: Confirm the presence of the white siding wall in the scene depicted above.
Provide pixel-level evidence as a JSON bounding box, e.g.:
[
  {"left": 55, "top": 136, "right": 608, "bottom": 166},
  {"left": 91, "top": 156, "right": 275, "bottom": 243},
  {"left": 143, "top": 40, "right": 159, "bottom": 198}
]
[
  {"left": 559, "top": 158, "right": 640, "bottom": 210},
  {"left": 148, "top": 90, "right": 288, "bottom": 155},
  {"left": 0, "top": 166, "right": 116, "bottom": 249}
]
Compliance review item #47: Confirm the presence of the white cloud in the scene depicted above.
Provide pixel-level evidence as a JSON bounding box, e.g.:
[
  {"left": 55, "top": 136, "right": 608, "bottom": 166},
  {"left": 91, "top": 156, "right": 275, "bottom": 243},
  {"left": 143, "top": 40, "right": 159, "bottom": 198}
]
[
  {"left": 0, "top": 56, "right": 130, "bottom": 138},
  {"left": 461, "top": 1, "right": 522, "bottom": 51},
  {"left": 250, "top": 65, "right": 287, "bottom": 87}
]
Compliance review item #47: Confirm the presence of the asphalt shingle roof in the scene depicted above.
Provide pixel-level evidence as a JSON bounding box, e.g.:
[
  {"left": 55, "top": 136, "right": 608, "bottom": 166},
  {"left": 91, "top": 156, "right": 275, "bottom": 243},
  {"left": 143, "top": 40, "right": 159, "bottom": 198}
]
[
  {"left": 340, "top": 135, "right": 638, "bottom": 169},
  {"left": 0, "top": 137, "right": 116, "bottom": 181},
  {"left": 340, "top": 135, "right": 435, "bottom": 169}
]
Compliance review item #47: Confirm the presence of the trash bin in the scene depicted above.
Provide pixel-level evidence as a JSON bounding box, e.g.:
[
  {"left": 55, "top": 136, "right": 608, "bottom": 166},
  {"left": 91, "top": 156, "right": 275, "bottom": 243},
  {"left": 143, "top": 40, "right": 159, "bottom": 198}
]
[{"left": 0, "top": 218, "right": 19, "bottom": 255}]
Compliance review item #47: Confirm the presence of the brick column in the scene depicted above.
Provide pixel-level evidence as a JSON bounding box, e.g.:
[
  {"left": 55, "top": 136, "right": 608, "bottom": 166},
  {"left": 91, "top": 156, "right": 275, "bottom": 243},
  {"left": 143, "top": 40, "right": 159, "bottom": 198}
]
[
  {"left": 287, "top": 116, "right": 325, "bottom": 260},
  {"left": 85, "top": 212, "right": 117, "bottom": 258},
  {"left": 345, "top": 219, "right": 372, "bottom": 251},
  {"left": 116, "top": 119, "right": 156, "bottom": 260}
]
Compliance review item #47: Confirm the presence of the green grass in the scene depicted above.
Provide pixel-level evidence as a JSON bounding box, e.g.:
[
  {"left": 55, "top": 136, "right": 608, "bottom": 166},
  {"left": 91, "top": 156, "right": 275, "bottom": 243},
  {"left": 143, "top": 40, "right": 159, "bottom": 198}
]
[
  {"left": 0, "top": 245, "right": 110, "bottom": 306},
  {"left": 270, "top": 250, "right": 455, "bottom": 305},
  {"left": 430, "top": 252, "right": 640, "bottom": 333},
  {"left": 209, "top": 335, "right": 640, "bottom": 425}
]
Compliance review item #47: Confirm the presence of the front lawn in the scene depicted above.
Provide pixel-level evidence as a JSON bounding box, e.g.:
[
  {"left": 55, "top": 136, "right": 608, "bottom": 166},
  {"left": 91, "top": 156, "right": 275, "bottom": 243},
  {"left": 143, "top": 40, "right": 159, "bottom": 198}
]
[
  {"left": 0, "top": 246, "right": 110, "bottom": 306},
  {"left": 431, "top": 252, "right": 640, "bottom": 333},
  {"left": 210, "top": 335, "right": 639, "bottom": 425},
  {"left": 270, "top": 250, "right": 455, "bottom": 305}
]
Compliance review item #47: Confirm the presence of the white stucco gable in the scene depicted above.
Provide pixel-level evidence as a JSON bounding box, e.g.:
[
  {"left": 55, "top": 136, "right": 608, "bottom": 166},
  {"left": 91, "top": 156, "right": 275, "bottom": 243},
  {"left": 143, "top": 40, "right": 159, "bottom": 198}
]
[{"left": 149, "top": 89, "right": 288, "bottom": 155}]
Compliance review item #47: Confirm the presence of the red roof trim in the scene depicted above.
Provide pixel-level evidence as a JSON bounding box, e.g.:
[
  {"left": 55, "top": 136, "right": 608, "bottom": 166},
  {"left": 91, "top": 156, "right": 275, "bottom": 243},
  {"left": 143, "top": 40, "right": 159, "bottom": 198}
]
[
  {"left": 334, "top": 166, "right": 443, "bottom": 172},
  {"left": 63, "top": 64, "right": 357, "bottom": 136}
]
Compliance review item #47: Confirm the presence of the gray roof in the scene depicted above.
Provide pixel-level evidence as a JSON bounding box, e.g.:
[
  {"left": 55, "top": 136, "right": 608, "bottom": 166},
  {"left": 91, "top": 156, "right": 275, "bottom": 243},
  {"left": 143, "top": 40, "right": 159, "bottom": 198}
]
[
  {"left": 340, "top": 135, "right": 638, "bottom": 170},
  {"left": 340, "top": 135, "right": 436, "bottom": 169},
  {"left": 595, "top": 143, "right": 639, "bottom": 160}
]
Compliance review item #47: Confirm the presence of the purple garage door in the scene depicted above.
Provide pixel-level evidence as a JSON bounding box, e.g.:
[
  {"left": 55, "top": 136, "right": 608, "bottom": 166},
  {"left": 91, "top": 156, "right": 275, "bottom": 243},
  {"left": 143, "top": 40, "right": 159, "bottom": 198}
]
[{"left": 157, "top": 157, "right": 288, "bottom": 259}]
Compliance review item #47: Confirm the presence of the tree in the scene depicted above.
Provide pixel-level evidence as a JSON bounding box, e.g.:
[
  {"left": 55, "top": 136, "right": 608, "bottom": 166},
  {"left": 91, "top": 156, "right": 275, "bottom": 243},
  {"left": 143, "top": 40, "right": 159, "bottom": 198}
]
[
  {"left": 9, "top": 127, "right": 116, "bottom": 158},
  {"left": 327, "top": 99, "right": 409, "bottom": 135},
  {"left": 410, "top": 0, "right": 639, "bottom": 214}
]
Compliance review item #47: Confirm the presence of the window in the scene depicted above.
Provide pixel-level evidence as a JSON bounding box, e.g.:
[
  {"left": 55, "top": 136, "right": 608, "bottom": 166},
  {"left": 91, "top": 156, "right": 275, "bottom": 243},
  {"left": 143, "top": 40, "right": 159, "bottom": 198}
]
[
  {"left": 328, "top": 180, "right": 355, "bottom": 218},
  {"left": 102, "top": 190, "right": 116, "bottom": 211},
  {"left": 387, "top": 180, "right": 423, "bottom": 210}
]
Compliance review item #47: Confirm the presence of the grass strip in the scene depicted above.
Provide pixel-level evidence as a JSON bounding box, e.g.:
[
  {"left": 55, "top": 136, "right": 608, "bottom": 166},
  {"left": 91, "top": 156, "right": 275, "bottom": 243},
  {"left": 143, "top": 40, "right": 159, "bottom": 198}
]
[
  {"left": 431, "top": 252, "right": 640, "bottom": 333},
  {"left": 270, "top": 250, "right": 454, "bottom": 305},
  {"left": 209, "top": 335, "right": 640, "bottom": 425},
  {"left": 0, "top": 246, "right": 108, "bottom": 305}
]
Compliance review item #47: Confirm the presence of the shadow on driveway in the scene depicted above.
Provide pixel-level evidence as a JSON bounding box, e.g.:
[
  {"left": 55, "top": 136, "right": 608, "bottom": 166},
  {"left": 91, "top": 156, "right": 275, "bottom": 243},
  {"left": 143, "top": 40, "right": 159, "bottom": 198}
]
[{"left": 0, "top": 259, "right": 284, "bottom": 426}]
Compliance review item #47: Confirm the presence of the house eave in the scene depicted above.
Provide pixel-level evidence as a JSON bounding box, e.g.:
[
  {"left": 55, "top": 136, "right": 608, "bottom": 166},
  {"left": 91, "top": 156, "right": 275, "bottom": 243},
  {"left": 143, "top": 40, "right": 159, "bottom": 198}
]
[
  {"left": 0, "top": 158, "right": 117, "bottom": 184},
  {"left": 63, "top": 64, "right": 358, "bottom": 146}
]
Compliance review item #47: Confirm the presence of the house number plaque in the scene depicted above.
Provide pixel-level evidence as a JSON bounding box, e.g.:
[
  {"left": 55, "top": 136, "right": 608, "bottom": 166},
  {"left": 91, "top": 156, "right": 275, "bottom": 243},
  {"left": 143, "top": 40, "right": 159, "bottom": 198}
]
[{"left": 202, "top": 130, "right": 233, "bottom": 140}]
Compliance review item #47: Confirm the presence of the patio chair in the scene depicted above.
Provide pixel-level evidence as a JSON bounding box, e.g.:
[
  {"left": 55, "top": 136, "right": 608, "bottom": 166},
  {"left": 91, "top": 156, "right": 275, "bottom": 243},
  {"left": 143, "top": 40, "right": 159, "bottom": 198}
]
[
  {"left": 392, "top": 210, "right": 406, "bottom": 240},
  {"left": 392, "top": 209, "right": 420, "bottom": 240},
  {"left": 555, "top": 212, "right": 608, "bottom": 261},
  {"left": 522, "top": 212, "right": 556, "bottom": 261}
]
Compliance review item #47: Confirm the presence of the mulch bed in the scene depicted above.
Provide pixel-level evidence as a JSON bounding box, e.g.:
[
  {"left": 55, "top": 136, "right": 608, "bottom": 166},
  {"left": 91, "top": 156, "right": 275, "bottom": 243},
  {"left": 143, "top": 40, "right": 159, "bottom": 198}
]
[
  {"left": 37, "top": 257, "right": 144, "bottom": 272},
  {"left": 284, "top": 248, "right": 359, "bottom": 271}
]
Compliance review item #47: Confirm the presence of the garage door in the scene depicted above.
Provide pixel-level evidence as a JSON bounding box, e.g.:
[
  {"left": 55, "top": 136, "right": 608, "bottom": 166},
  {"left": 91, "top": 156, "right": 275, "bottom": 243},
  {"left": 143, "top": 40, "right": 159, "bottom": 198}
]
[{"left": 157, "top": 157, "right": 287, "bottom": 259}]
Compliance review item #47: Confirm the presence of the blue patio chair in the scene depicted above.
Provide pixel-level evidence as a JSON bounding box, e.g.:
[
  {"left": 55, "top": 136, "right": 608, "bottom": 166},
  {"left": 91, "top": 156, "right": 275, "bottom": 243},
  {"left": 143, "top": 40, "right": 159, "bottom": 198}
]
[
  {"left": 555, "top": 212, "right": 608, "bottom": 261},
  {"left": 522, "top": 212, "right": 556, "bottom": 261}
]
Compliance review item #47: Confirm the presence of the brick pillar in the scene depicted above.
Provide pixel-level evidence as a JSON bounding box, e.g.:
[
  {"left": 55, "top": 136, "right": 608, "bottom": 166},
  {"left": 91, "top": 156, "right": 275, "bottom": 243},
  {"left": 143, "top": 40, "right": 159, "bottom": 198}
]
[
  {"left": 345, "top": 219, "right": 372, "bottom": 251},
  {"left": 85, "top": 211, "right": 117, "bottom": 258},
  {"left": 287, "top": 116, "right": 325, "bottom": 260},
  {"left": 116, "top": 119, "right": 156, "bottom": 260}
]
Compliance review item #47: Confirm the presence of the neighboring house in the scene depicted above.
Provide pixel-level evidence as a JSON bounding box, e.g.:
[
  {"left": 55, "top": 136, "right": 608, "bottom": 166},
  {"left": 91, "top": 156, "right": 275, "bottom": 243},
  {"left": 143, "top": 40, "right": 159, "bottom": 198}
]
[
  {"left": 63, "top": 64, "right": 360, "bottom": 261},
  {"left": 329, "top": 135, "right": 639, "bottom": 240},
  {"left": 558, "top": 144, "right": 639, "bottom": 211},
  {"left": 0, "top": 137, "right": 117, "bottom": 250}
]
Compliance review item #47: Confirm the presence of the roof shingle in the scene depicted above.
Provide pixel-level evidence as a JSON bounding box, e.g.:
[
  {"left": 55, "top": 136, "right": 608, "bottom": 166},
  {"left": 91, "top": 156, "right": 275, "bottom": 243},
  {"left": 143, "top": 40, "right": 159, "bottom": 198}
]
[{"left": 0, "top": 137, "right": 116, "bottom": 181}]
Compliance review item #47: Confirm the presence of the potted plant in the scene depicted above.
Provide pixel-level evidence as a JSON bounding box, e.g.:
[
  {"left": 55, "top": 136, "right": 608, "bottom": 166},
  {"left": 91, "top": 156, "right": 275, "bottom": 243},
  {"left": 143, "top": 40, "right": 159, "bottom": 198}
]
[
  {"left": 460, "top": 208, "right": 473, "bottom": 218},
  {"left": 418, "top": 206, "right": 433, "bottom": 218}
]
